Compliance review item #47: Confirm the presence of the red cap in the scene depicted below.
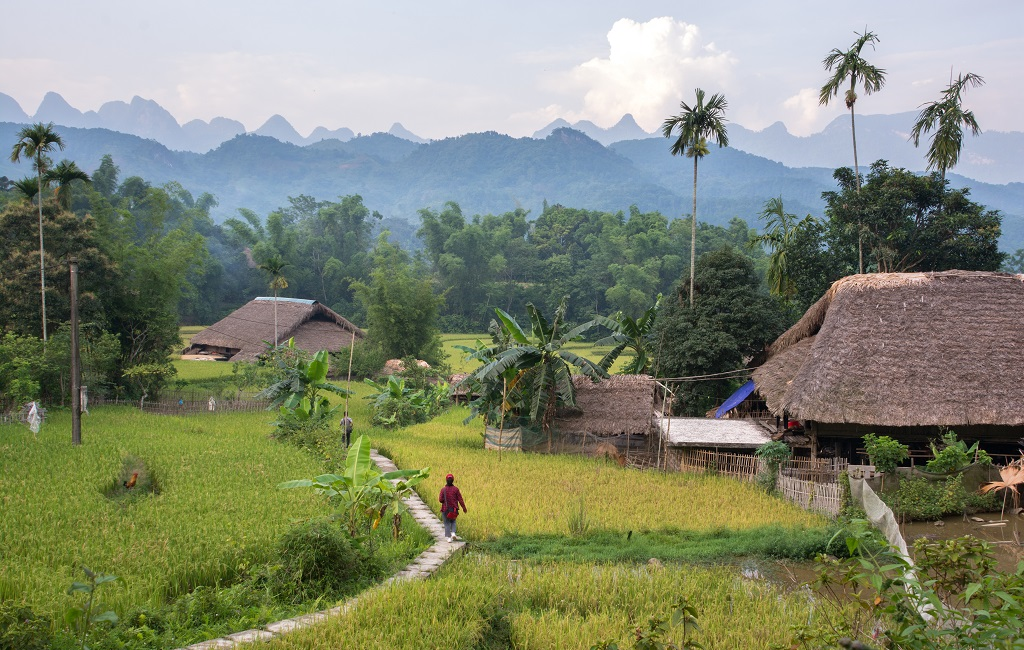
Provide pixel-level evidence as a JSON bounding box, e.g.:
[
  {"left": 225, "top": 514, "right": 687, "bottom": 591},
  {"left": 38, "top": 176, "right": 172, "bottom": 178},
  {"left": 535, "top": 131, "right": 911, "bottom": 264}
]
[{"left": 446, "top": 473, "right": 454, "bottom": 480}]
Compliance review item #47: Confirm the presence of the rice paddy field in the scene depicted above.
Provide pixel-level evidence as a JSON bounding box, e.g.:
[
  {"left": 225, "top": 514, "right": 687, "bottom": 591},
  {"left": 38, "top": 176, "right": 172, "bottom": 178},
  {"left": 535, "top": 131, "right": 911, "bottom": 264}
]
[
  {"left": 263, "top": 555, "right": 814, "bottom": 649},
  {"left": 0, "top": 408, "right": 331, "bottom": 618},
  {"left": 0, "top": 346, "right": 833, "bottom": 648}
]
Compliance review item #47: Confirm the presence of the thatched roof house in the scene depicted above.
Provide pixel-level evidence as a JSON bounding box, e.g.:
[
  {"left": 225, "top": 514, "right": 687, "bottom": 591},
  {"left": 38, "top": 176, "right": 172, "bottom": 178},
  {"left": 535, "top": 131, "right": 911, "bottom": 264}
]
[
  {"left": 555, "top": 375, "right": 656, "bottom": 437},
  {"left": 183, "top": 297, "right": 365, "bottom": 362},
  {"left": 752, "top": 271, "right": 1024, "bottom": 451}
]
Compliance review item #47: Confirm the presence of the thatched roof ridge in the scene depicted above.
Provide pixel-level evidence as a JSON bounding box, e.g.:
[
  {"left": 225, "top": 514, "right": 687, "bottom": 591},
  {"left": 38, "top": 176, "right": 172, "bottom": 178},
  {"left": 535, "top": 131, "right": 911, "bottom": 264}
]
[
  {"left": 184, "top": 297, "right": 365, "bottom": 361},
  {"left": 555, "top": 374, "right": 656, "bottom": 436},
  {"left": 753, "top": 271, "right": 1024, "bottom": 427}
]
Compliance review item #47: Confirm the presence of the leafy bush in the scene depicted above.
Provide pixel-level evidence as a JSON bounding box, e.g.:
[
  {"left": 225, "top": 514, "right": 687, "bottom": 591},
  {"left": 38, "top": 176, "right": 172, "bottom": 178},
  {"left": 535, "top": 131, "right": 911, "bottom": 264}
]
[
  {"left": 925, "top": 430, "right": 992, "bottom": 473},
  {"left": 270, "top": 518, "right": 380, "bottom": 602},
  {"left": 363, "top": 374, "right": 450, "bottom": 429},
  {"left": 889, "top": 474, "right": 999, "bottom": 521},
  {"left": 862, "top": 433, "right": 908, "bottom": 490},
  {"left": 0, "top": 602, "right": 53, "bottom": 650},
  {"left": 754, "top": 440, "right": 792, "bottom": 494},
  {"left": 330, "top": 342, "right": 387, "bottom": 380},
  {"left": 786, "top": 523, "right": 1024, "bottom": 649}
]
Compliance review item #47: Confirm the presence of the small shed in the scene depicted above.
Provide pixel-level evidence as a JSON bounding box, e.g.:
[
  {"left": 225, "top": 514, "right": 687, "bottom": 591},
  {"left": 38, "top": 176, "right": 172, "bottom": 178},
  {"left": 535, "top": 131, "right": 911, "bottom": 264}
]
[
  {"left": 554, "top": 375, "right": 657, "bottom": 446},
  {"left": 183, "top": 297, "right": 365, "bottom": 362}
]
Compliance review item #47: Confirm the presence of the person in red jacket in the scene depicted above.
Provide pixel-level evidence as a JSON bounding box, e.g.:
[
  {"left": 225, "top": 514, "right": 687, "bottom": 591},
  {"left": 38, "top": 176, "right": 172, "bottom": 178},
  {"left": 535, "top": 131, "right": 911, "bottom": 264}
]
[{"left": 439, "top": 473, "right": 467, "bottom": 542}]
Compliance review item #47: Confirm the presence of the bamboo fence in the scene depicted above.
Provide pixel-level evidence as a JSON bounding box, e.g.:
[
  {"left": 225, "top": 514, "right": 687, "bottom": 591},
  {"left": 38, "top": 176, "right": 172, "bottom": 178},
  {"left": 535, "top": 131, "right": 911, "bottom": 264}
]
[
  {"left": 777, "top": 475, "right": 843, "bottom": 516},
  {"left": 673, "top": 447, "right": 845, "bottom": 516}
]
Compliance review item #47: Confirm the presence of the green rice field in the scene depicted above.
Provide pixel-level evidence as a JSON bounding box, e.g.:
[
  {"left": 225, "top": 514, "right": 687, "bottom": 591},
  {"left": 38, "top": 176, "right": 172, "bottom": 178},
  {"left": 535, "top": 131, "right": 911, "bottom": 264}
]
[
  {"left": 0, "top": 332, "right": 833, "bottom": 648},
  {"left": 263, "top": 555, "right": 814, "bottom": 649},
  {"left": 0, "top": 408, "right": 330, "bottom": 617}
]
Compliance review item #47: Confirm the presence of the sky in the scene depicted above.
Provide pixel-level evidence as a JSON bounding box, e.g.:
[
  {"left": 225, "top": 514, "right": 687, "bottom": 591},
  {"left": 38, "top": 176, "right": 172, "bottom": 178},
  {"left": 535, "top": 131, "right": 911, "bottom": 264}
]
[{"left": 2, "top": 1, "right": 1022, "bottom": 140}]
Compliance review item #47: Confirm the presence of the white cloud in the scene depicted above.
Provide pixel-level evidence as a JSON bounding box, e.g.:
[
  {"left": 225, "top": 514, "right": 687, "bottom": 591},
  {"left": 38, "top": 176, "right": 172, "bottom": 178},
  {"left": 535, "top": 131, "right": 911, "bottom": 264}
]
[
  {"left": 781, "top": 87, "right": 834, "bottom": 136},
  {"left": 565, "top": 18, "right": 737, "bottom": 131}
]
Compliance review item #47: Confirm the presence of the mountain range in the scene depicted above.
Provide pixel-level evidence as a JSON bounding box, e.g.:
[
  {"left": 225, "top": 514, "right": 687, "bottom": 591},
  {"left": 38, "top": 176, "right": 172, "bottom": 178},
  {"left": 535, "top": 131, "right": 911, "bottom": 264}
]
[{"left": 1, "top": 91, "right": 1023, "bottom": 252}]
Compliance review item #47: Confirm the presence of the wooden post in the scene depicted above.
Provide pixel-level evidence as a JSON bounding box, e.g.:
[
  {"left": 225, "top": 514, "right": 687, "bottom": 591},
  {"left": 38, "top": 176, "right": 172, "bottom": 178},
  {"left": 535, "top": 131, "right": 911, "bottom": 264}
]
[
  {"left": 344, "top": 333, "right": 355, "bottom": 424},
  {"left": 70, "top": 258, "right": 82, "bottom": 446}
]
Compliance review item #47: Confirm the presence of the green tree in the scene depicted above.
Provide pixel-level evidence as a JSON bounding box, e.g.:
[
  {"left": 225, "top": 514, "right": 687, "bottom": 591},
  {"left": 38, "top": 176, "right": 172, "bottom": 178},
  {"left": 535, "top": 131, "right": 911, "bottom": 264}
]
[
  {"left": 469, "top": 297, "right": 607, "bottom": 451},
  {"left": 819, "top": 28, "right": 886, "bottom": 192},
  {"left": 823, "top": 161, "right": 1003, "bottom": 273},
  {"left": 352, "top": 234, "right": 445, "bottom": 363},
  {"left": 9, "top": 122, "right": 66, "bottom": 340},
  {"left": 910, "top": 72, "right": 985, "bottom": 187},
  {"left": 662, "top": 88, "right": 729, "bottom": 307},
  {"left": 750, "top": 197, "right": 816, "bottom": 306},
  {"left": 654, "top": 247, "right": 787, "bottom": 416},
  {"left": 819, "top": 28, "right": 887, "bottom": 274},
  {"left": 258, "top": 256, "right": 290, "bottom": 347},
  {"left": 44, "top": 159, "right": 90, "bottom": 210}
]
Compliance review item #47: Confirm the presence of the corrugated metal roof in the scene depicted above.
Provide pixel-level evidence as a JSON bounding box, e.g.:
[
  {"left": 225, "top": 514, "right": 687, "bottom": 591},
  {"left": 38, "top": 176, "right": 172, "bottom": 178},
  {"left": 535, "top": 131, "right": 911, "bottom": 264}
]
[
  {"left": 254, "top": 297, "right": 317, "bottom": 305},
  {"left": 659, "top": 417, "right": 772, "bottom": 448}
]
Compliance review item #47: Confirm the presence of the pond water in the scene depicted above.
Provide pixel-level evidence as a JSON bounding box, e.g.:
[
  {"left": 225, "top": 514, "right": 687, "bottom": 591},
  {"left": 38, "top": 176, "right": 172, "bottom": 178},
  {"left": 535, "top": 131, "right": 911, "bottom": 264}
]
[{"left": 734, "top": 513, "right": 1024, "bottom": 592}]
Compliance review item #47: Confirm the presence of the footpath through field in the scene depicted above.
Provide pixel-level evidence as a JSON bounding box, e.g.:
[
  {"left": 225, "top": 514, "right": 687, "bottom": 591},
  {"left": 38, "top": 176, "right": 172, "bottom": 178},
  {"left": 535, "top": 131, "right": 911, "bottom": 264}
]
[{"left": 177, "top": 450, "right": 464, "bottom": 650}]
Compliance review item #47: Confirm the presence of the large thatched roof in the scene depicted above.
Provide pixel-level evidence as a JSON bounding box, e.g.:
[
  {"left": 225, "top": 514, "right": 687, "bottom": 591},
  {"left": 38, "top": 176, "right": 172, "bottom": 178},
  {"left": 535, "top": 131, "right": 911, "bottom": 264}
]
[
  {"left": 555, "top": 375, "right": 656, "bottom": 436},
  {"left": 753, "top": 271, "right": 1024, "bottom": 427},
  {"left": 184, "top": 297, "right": 365, "bottom": 362}
]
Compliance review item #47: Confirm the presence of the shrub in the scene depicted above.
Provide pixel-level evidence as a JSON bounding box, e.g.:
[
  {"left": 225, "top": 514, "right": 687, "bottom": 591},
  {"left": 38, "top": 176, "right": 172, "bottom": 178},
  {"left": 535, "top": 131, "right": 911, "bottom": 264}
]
[
  {"left": 862, "top": 433, "right": 908, "bottom": 490},
  {"left": 889, "top": 474, "right": 1000, "bottom": 521},
  {"left": 271, "top": 518, "right": 379, "bottom": 602},
  {"left": 0, "top": 602, "right": 52, "bottom": 650},
  {"left": 925, "top": 430, "right": 992, "bottom": 473},
  {"left": 330, "top": 342, "right": 387, "bottom": 381},
  {"left": 754, "top": 441, "right": 792, "bottom": 494}
]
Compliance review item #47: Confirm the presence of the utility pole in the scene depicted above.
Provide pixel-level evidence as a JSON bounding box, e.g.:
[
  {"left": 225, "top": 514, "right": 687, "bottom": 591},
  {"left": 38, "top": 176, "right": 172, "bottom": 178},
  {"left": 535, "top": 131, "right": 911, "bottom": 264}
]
[{"left": 70, "top": 258, "right": 82, "bottom": 445}]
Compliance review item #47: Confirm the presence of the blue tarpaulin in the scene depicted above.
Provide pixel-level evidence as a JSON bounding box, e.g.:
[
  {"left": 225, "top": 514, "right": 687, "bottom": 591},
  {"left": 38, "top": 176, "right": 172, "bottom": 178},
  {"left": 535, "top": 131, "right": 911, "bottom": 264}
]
[{"left": 715, "top": 379, "right": 755, "bottom": 419}]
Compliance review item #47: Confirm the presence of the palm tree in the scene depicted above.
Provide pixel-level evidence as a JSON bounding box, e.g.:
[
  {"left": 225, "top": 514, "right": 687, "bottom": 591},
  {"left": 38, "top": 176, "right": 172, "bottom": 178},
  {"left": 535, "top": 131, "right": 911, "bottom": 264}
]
[
  {"left": 11, "top": 177, "right": 40, "bottom": 203},
  {"left": 750, "top": 197, "right": 815, "bottom": 304},
  {"left": 469, "top": 297, "right": 607, "bottom": 452},
  {"left": 910, "top": 72, "right": 985, "bottom": 187},
  {"left": 10, "top": 122, "right": 65, "bottom": 341},
  {"left": 44, "top": 159, "right": 91, "bottom": 210},
  {"left": 820, "top": 29, "right": 886, "bottom": 274},
  {"left": 662, "top": 89, "right": 729, "bottom": 308},
  {"left": 258, "top": 256, "right": 290, "bottom": 347}
]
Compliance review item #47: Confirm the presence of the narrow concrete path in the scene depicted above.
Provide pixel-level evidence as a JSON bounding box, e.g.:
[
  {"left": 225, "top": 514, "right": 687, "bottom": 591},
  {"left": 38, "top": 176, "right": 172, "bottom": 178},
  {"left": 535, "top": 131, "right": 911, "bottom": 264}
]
[{"left": 180, "top": 450, "right": 464, "bottom": 649}]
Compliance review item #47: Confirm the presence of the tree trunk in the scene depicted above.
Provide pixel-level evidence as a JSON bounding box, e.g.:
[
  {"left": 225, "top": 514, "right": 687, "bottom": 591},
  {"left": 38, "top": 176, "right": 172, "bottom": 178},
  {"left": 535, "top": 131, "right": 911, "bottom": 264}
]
[
  {"left": 37, "top": 166, "right": 47, "bottom": 341},
  {"left": 850, "top": 101, "right": 864, "bottom": 274},
  {"left": 690, "top": 156, "right": 698, "bottom": 307},
  {"left": 273, "top": 289, "right": 279, "bottom": 347}
]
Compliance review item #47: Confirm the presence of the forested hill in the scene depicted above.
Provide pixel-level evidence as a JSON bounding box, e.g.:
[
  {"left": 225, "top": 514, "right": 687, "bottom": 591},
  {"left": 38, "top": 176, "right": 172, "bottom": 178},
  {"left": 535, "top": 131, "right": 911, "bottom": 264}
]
[{"left": 2, "top": 121, "right": 1022, "bottom": 250}]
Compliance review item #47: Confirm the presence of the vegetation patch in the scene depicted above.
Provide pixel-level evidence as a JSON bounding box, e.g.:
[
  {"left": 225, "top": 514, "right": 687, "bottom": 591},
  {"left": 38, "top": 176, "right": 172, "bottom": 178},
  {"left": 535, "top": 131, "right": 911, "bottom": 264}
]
[
  {"left": 475, "top": 525, "right": 844, "bottom": 564},
  {"left": 103, "top": 454, "right": 160, "bottom": 502}
]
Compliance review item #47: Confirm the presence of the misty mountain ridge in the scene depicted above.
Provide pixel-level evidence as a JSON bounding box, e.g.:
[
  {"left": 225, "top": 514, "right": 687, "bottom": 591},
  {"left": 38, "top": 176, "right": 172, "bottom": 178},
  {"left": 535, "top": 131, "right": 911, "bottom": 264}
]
[
  {"left": 2, "top": 118, "right": 1022, "bottom": 254},
  {"left": 1, "top": 91, "right": 1021, "bottom": 185}
]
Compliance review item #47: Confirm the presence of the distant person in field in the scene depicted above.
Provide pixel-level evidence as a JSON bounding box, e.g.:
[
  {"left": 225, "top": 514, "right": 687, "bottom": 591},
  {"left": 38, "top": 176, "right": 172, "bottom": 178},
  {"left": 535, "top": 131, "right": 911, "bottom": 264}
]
[
  {"left": 341, "top": 412, "right": 353, "bottom": 447},
  {"left": 439, "top": 473, "right": 467, "bottom": 542}
]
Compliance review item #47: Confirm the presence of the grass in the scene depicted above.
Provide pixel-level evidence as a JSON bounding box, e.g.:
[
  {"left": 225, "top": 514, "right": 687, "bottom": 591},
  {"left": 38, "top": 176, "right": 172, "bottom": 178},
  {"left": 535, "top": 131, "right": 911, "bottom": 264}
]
[
  {"left": 0, "top": 408, "right": 333, "bottom": 617},
  {"left": 262, "top": 554, "right": 815, "bottom": 649},
  {"left": 476, "top": 525, "right": 840, "bottom": 564},
  {"left": 371, "top": 409, "right": 826, "bottom": 539}
]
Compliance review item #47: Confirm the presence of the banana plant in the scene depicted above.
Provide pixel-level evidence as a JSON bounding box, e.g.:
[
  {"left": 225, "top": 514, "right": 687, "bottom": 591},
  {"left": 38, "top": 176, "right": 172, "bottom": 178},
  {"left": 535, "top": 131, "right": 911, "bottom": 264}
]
[
  {"left": 588, "top": 294, "right": 661, "bottom": 374},
  {"left": 258, "top": 340, "right": 351, "bottom": 420},
  {"left": 279, "top": 434, "right": 429, "bottom": 537}
]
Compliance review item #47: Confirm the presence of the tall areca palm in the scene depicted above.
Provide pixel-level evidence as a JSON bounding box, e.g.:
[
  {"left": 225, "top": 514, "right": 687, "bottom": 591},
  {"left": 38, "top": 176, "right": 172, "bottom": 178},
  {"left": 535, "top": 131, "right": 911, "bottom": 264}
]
[
  {"left": 10, "top": 122, "right": 65, "bottom": 341},
  {"left": 258, "top": 256, "right": 290, "bottom": 347},
  {"left": 910, "top": 72, "right": 985, "bottom": 187},
  {"left": 662, "top": 89, "right": 729, "bottom": 307},
  {"left": 820, "top": 29, "right": 886, "bottom": 274},
  {"left": 44, "top": 159, "right": 91, "bottom": 210},
  {"left": 470, "top": 297, "right": 607, "bottom": 452}
]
